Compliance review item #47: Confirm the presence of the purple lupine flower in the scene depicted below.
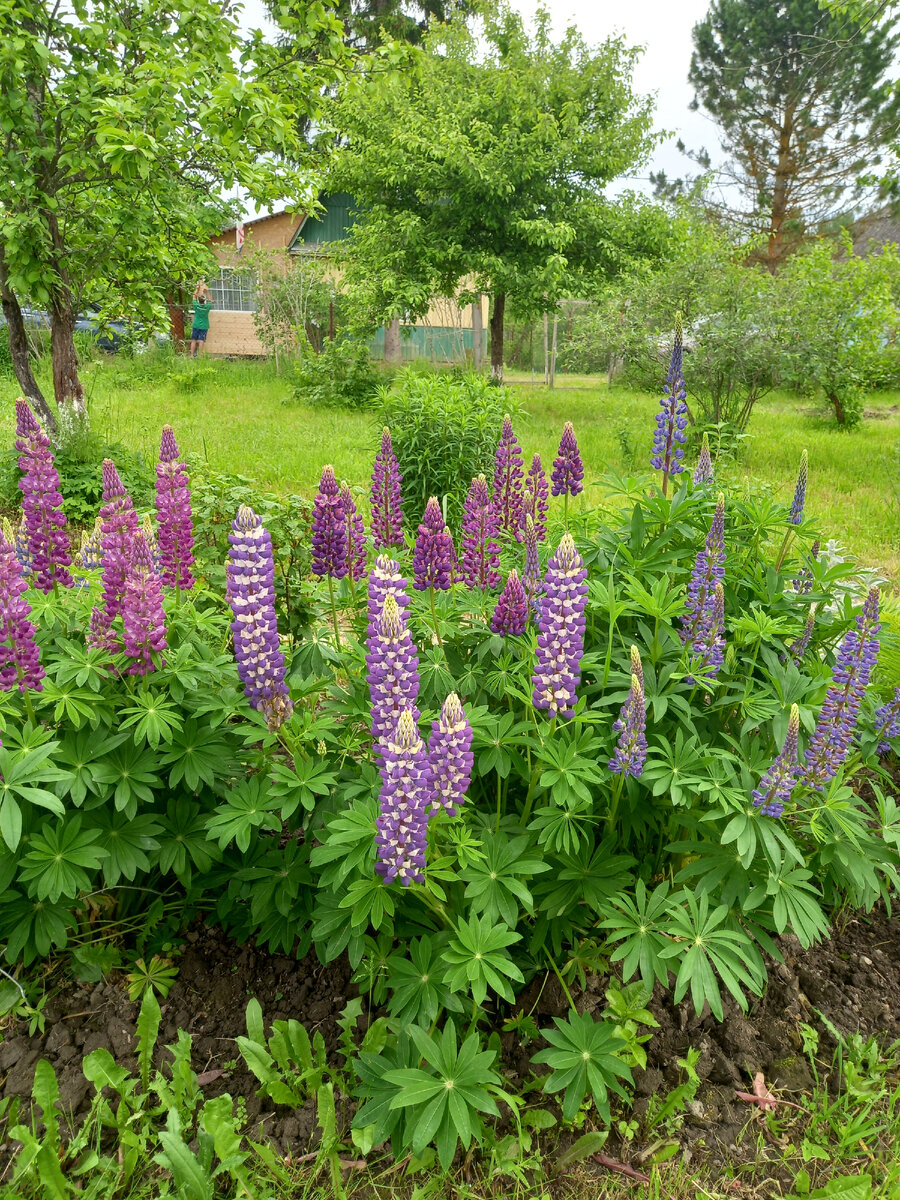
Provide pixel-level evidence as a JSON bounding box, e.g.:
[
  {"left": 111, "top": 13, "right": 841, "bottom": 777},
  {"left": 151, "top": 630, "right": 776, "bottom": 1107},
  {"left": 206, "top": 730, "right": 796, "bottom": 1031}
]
[
  {"left": 413, "top": 497, "right": 453, "bottom": 592},
  {"left": 650, "top": 318, "right": 689, "bottom": 496},
  {"left": 801, "top": 587, "right": 880, "bottom": 791},
  {"left": 531, "top": 533, "right": 588, "bottom": 719},
  {"left": 15, "top": 400, "right": 73, "bottom": 592},
  {"left": 792, "top": 540, "right": 821, "bottom": 596},
  {"left": 492, "top": 414, "right": 524, "bottom": 538},
  {"left": 13, "top": 515, "right": 31, "bottom": 577},
  {"left": 522, "top": 514, "right": 543, "bottom": 618},
  {"left": 88, "top": 459, "right": 141, "bottom": 649},
  {"left": 875, "top": 688, "right": 900, "bottom": 753},
  {"left": 782, "top": 604, "right": 817, "bottom": 666},
  {"left": 789, "top": 450, "right": 808, "bottom": 526},
  {"left": 551, "top": 422, "right": 584, "bottom": 498},
  {"left": 366, "top": 594, "right": 421, "bottom": 750},
  {"left": 460, "top": 475, "right": 501, "bottom": 590},
  {"left": 491, "top": 569, "right": 528, "bottom": 636},
  {"left": 680, "top": 493, "right": 726, "bottom": 676},
  {"left": 693, "top": 433, "right": 714, "bottom": 485},
  {"left": 428, "top": 692, "right": 474, "bottom": 816},
  {"left": 370, "top": 427, "right": 404, "bottom": 551},
  {"left": 311, "top": 465, "right": 348, "bottom": 580},
  {"left": 0, "top": 530, "right": 44, "bottom": 692},
  {"left": 522, "top": 454, "right": 549, "bottom": 542},
  {"left": 121, "top": 532, "right": 167, "bottom": 675},
  {"left": 609, "top": 670, "right": 647, "bottom": 778},
  {"left": 752, "top": 704, "right": 801, "bottom": 818},
  {"left": 699, "top": 582, "right": 726, "bottom": 680},
  {"left": 341, "top": 483, "right": 368, "bottom": 584},
  {"left": 155, "top": 425, "right": 195, "bottom": 590},
  {"left": 366, "top": 555, "right": 410, "bottom": 643},
  {"left": 226, "top": 505, "right": 293, "bottom": 730},
  {"left": 375, "top": 708, "right": 431, "bottom": 886}
]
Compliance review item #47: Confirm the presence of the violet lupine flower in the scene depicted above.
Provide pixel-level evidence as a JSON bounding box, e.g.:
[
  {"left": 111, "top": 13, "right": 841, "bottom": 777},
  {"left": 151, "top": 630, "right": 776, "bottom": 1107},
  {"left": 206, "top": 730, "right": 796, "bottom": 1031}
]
[
  {"left": 875, "top": 689, "right": 900, "bottom": 753},
  {"left": 366, "top": 555, "right": 410, "bottom": 643},
  {"left": 752, "top": 704, "right": 801, "bottom": 818},
  {"left": 155, "top": 425, "right": 195, "bottom": 590},
  {"left": 121, "top": 532, "right": 167, "bottom": 675},
  {"left": 650, "top": 318, "right": 689, "bottom": 495},
  {"left": 311, "top": 465, "right": 348, "bottom": 580},
  {"left": 551, "top": 422, "right": 584, "bottom": 498},
  {"left": 13, "top": 515, "right": 31, "bottom": 577},
  {"left": 522, "top": 454, "right": 549, "bottom": 542},
  {"left": 226, "top": 505, "right": 293, "bottom": 731},
  {"left": 428, "top": 692, "right": 474, "bottom": 816},
  {"left": 460, "top": 475, "right": 501, "bottom": 590},
  {"left": 680, "top": 493, "right": 726, "bottom": 674},
  {"left": 370, "top": 427, "right": 404, "bottom": 551},
  {"left": 412, "top": 497, "right": 453, "bottom": 592},
  {"left": 341, "top": 483, "right": 368, "bottom": 584},
  {"left": 375, "top": 708, "right": 431, "bottom": 886},
  {"left": 78, "top": 518, "right": 104, "bottom": 571},
  {"left": 792, "top": 540, "right": 821, "bottom": 596},
  {"left": 609, "top": 671, "right": 647, "bottom": 778},
  {"left": 782, "top": 604, "right": 817, "bottom": 666},
  {"left": 693, "top": 433, "right": 714, "bottom": 485},
  {"left": 801, "top": 586, "right": 880, "bottom": 791},
  {"left": 492, "top": 414, "right": 525, "bottom": 538},
  {"left": 0, "top": 530, "right": 44, "bottom": 692},
  {"left": 15, "top": 400, "right": 73, "bottom": 592},
  {"left": 492, "top": 569, "right": 528, "bottom": 636},
  {"left": 89, "top": 459, "right": 141, "bottom": 649},
  {"left": 699, "top": 582, "right": 726, "bottom": 680},
  {"left": 531, "top": 533, "right": 588, "bottom": 719},
  {"left": 789, "top": 450, "right": 808, "bottom": 526},
  {"left": 522, "top": 514, "right": 543, "bottom": 618},
  {"left": 366, "top": 594, "right": 421, "bottom": 750}
]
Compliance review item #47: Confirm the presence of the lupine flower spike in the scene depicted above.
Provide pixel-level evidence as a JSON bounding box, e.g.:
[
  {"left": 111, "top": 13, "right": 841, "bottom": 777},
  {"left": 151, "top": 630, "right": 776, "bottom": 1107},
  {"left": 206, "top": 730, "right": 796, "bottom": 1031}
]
[
  {"left": 650, "top": 317, "right": 688, "bottom": 497},
  {"left": 78, "top": 519, "right": 104, "bottom": 571},
  {"left": 693, "top": 433, "right": 714, "bottom": 485},
  {"left": 0, "top": 530, "right": 44, "bottom": 696},
  {"left": 366, "top": 594, "right": 421, "bottom": 753},
  {"left": 141, "top": 514, "right": 162, "bottom": 573},
  {"left": 121, "top": 532, "right": 167, "bottom": 675},
  {"left": 776, "top": 450, "right": 809, "bottom": 572},
  {"left": 523, "top": 454, "right": 549, "bottom": 541},
  {"left": 492, "top": 569, "right": 528, "bottom": 636},
  {"left": 428, "top": 692, "right": 473, "bottom": 816},
  {"left": 875, "top": 688, "right": 900, "bottom": 754},
  {"left": 680, "top": 494, "right": 726, "bottom": 681},
  {"left": 532, "top": 532, "right": 588, "bottom": 719},
  {"left": 88, "top": 459, "right": 140, "bottom": 651},
  {"left": 413, "top": 497, "right": 453, "bottom": 647},
  {"left": 155, "top": 425, "right": 195, "bottom": 592},
  {"left": 792, "top": 540, "right": 820, "bottom": 596},
  {"left": 14, "top": 515, "right": 31, "bottom": 577},
  {"left": 551, "top": 422, "right": 584, "bottom": 527},
  {"left": 312, "top": 465, "right": 347, "bottom": 646},
  {"left": 802, "top": 587, "right": 880, "bottom": 790},
  {"left": 522, "top": 514, "right": 543, "bottom": 619},
  {"left": 609, "top": 670, "right": 647, "bottom": 780},
  {"left": 460, "top": 475, "right": 500, "bottom": 590},
  {"left": 782, "top": 604, "right": 817, "bottom": 666},
  {"left": 341, "top": 483, "right": 368, "bottom": 589},
  {"left": 375, "top": 708, "right": 431, "bottom": 886},
  {"left": 370, "top": 427, "right": 404, "bottom": 551},
  {"left": 366, "top": 556, "right": 410, "bottom": 644},
  {"left": 752, "top": 704, "right": 800, "bottom": 818},
  {"left": 492, "top": 414, "right": 524, "bottom": 539},
  {"left": 15, "top": 400, "right": 73, "bottom": 592},
  {"left": 226, "top": 505, "right": 293, "bottom": 730}
]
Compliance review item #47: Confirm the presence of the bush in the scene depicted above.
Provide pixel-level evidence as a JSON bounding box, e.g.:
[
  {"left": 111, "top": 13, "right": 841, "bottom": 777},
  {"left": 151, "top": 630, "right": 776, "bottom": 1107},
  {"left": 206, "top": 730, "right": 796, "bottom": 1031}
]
[{"left": 289, "top": 340, "right": 386, "bottom": 410}]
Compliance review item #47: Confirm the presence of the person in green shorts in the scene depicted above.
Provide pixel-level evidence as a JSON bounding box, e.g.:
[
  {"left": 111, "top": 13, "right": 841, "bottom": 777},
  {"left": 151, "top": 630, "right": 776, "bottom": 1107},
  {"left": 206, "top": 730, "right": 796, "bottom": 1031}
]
[{"left": 190, "top": 281, "right": 213, "bottom": 358}]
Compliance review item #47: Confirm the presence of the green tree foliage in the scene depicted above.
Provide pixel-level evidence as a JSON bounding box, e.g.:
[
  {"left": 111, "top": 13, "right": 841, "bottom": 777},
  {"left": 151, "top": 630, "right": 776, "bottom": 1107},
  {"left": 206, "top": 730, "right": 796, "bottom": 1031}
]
[
  {"left": 270, "top": 0, "right": 473, "bottom": 50},
  {"left": 327, "top": 4, "right": 667, "bottom": 379}
]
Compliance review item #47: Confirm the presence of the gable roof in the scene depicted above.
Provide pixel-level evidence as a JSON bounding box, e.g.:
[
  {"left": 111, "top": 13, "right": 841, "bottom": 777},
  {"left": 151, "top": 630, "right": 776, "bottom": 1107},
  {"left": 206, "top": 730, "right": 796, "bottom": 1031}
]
[{"left": 851, "top": 204, "right": 900, "bottom": 255}]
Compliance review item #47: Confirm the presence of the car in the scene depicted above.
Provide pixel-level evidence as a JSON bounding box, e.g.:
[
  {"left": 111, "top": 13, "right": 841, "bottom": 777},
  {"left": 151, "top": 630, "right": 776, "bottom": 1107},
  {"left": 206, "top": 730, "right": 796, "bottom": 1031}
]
[{"left": 6, "top": 306, "right": 168, "bottom": 352}]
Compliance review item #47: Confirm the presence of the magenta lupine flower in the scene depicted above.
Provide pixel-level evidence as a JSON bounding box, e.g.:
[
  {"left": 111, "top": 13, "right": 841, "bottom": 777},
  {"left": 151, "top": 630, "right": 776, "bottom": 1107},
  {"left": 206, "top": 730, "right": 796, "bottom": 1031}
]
[
  {"left": 371, "top": 428, "right": 404, "bottom": 551},
  {"left": 650, "top": 318, "right": 688, "bottom": 496},
  {"left": 522, "top": 454, "right": 549, "bottom": 542},
  {"left": 875, "top": 688, "right": 900, "bottom": 753},
  {"left": 312, "top": 465, "right": 348, "bottom": 580},
  {"left": 753, "top": 704, "right": 801, "bottom": 818},
  {"left": 492, "top": 414, "right": 524, "bottom": 538},
  {"left": 121, "top": 532, "right": 167, "bottom": 675},
  {"left": 15, "top": 400, "right": 73, "bottom": 592},
  {"left": 789, "top": 450, "right": 808, "bottom": 526},
  {"left": 366, "top": 594, "right": 421, "bottom": 750},
  {"left": 782, "top": 604, "right": 817, "bottom": 666},
  {"left": 428, "top": 692, "right": 474, "bottom": 816},
  {"left": 88, "top": 459, "right": 141, "bottom": 649},
  {"left": 413, "top": 497, "right": 453, "bottom": 592},
  {"left": 609, "top": 670, "right": 647, "bottom": 778},
  {"left": 693, "top": 433, "right": 714, "bottom": 485},
  {"left": 155, "top": 425, "right": 195, "bottom": 590},
  {"left": 341, "top": 483, "right": 368, "bottom": 584},
  {"left": 375, "top": 708, "right": 431, "bottom": 886},
  {"left": 532, "top": 533, "right": 588, "bottom": 719},
  {"left": 802, "top": 586, "right": 880, "bottom": 791},
  {"left": 0, "top": 530, "right": 44, "bottom": 692},
  {"left": 522, "top": 514, "right": 543, "bottom": 618},
  {"left": 551, "top": 423, "right": 584, "bottom": 498},
  {"left": 792, "top": 540, "right": 820, "bottom": 595},
  {"left": 460, "top": 475, "right": 501, "bottom": 590},
  {"left": 680, "top": 494, "right": 726, "bottom": 678},
  {"left": 492, "top": 570, "right": 528, "bottom": 636},
  {"left": 366, "top": 555, "right": 410, "bottom": 643},
  {"left": 226, "top": 505, "right": 293, "bottom": 730}
]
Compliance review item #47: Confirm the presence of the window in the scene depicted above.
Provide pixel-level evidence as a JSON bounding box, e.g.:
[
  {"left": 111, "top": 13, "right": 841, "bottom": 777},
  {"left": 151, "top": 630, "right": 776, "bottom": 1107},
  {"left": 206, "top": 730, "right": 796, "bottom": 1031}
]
[{"left": 207, "top": 267, "right": 257, "bottom": 312}]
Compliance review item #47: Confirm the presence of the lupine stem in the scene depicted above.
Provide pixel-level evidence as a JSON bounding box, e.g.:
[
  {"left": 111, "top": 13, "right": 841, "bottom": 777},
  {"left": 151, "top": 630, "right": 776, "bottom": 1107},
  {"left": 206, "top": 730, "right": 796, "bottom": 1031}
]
[
  {"left": 607, "top": 772, "right": 625, "bottom": 830},
  {"left": 328, "top": 575, "right": 341, "bottom": 649},
  {"left": 429, "top": 587, "right": 442, "bottom": 650}
]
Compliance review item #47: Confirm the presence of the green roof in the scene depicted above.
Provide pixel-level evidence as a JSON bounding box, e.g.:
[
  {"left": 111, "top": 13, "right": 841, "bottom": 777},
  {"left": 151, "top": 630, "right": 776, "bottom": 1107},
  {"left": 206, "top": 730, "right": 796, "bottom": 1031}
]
[{"left": 290, "top": 192, "right": 357, "bottom": 248}]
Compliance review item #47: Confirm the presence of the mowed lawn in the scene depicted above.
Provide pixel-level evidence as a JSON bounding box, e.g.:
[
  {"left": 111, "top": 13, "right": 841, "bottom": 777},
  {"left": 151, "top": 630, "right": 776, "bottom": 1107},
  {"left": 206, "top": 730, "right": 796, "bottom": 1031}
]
[{"left": 3, "top": 354, "right": 900, "bottom": 576}]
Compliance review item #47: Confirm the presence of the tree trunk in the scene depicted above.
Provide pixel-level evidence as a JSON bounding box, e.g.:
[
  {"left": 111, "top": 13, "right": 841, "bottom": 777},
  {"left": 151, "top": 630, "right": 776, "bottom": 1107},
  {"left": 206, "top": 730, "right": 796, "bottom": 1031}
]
[
  {"left": 168, "top": 291, "right": 186, "bottom": 350},
  {"left": 767, "top": 101, "right": 796, "bottom": 272},
  {"left": 471, "top": 296, "right": 483, "bottom": 370},
  {"left": 383, "top": 316, "right": 402, "bottom": 364},
  {"left": 489, "top": 293, "right": 505, "bottom": 383},
  {"left": 828, "top": 389, "right": 847, "bottom": 425},
  {"left": 0, "top": 250, "right": 56, "bottom": 434},
  {"left": 543, "top": 312, "right": 549, "bottom": 384},
  {"left": 549, "top": 312, "right": 559, "bottom": 388},
  {"left": 48, "top": 292, "right": 87, "bottom": 419}
]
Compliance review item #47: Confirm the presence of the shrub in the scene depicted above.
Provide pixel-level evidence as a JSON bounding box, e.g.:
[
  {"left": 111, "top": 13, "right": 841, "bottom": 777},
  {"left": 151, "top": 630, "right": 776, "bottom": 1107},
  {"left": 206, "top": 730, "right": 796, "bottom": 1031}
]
[{"left": 289, "top": 340, "right": 386, "bottom": 410}]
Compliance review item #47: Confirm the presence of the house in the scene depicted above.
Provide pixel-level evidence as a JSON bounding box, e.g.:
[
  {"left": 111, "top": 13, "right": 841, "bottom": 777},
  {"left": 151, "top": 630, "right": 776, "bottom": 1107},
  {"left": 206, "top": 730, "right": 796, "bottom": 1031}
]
[
  {"left": 193, "top": 194, "right": 488, "bottom": 363},
  {"left": 851, "top": 204, "right": 900, "bottom": 256}
]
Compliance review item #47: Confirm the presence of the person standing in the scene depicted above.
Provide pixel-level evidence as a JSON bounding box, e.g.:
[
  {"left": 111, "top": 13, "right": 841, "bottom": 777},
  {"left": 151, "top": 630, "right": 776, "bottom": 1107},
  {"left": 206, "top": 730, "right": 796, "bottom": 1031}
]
[{"left": 190, "top": 281, "right": 212, "bottom": 358}]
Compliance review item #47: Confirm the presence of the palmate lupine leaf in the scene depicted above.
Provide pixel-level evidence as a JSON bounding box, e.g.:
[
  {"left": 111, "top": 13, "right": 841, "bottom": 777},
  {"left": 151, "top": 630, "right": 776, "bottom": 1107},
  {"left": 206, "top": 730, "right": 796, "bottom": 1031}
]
[
  {"left": 18, "top": 817, "right": 107, "bottom": 902},
  {"left": 158, "top": 719, "right": 234, "bottom": 791},
  {"left": 386, "top": 935, "right": 464, "bottom": 1026},
  {"left": 442, "top": 914, "right": 524, "bottom": 1006},
  {"left": 532, "top": 1011, "right": 633, "bottom": 1123},
  {"left": 461, "top": 834, "right": 549, "bottom": 927},
  {"left": 205, "top": 776, "right": 281, "bottom": 852},
  {"left": 598, "top": 880, "right": 673, "bottom": 989},
  {"left": 157, "top": 798, "right": 220, "bottom": 882}
]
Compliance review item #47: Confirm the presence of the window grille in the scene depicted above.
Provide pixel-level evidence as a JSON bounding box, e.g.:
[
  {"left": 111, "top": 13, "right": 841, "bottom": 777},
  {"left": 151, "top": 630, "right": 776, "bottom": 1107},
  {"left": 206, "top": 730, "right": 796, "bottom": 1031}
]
[{"left": 207, "top": 268, "right": 257, "bottom": 312}]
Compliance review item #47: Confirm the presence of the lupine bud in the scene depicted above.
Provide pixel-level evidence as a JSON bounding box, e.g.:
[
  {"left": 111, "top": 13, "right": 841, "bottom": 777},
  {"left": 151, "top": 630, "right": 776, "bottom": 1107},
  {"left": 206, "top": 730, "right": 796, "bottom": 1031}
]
[
  {"left": 226, "top": 505, "right": 293, "bottom": 730},
  {"left": 522, "top": 514, "right": 543, "bottom": 618},
  {"left": 680, "top": 494, "right": 726, "bottom": 680},
  {"left": 491, "top": 569, "right": 528, "bottom": 636},
  {"left": 875, "top": 688, "right": 900, "bottom": 753},
  {"left": 693, "top": 433, "right": 714, "bottom": 485},
  {"left": 366, "top": 555, "right": 410, "bottom": 643},
  {"left": 15, "top": 400, "right": 73, "bottom": 592},
  {"left": 650, "top": 318, "right": 688, "bottom": 492},
  {"left": 311, "top": 465, "right": 347, "bottom": 579},
  {"left": 630, "top": 644, "right": 644, "bottom": 691},
  {"left": 88, "top": 459, "right": 140, "bottom": 649},
  {"left": 413, "top": 497, "right": 453, "bottom": 592},
  {"left": 78, "top": 518, "right": 104, "bottom": 571},
  {"left": 492, "top": 414, "right": 524, "bottom": 538},
  {"left": 155, "top": 425, "right": 195, "bottom": 590},
  {"left": 522, "top": 454, "right": 549, "bottom": 541},
  {"left": 341, "top": 483, "right": 367, "bottom": 583},
  {"left": 752, "top": 704, "right": 800, "bottom": 818},
  {"left": 375, "top": 708, "right": 431, "bottom": 886},
  {"left": 551, "top": 422, "right": 584, "bottom": 497},
  {"left": 121, "top": 533, "right": 167, "bottom": 675},
  {"left": 366, "top": 594, "right": 421, "bottom": 750},
  {"left": 0, "top": 530, "right": 44, "bottom": 691},
  {"left": 792, "top": 539, "right": 820, "bottom": 595},
  {"left": 782, "top": 604, "right": 817, "bottom": 666},
  {"left": 370, "top": 427, "right": 404, "bottom": 550},
  {"left": 460, "top": 475, "right": 500, "bottom": 590},
  {"left": 531, "top": 533, "right": 588, "bottom": 719},
  {"left": 141, "top": 514, "right": 162, "bottom": 573},
  {"left": 789, "top": 450, "right": 808, "bottom": 526},
  {"left": 428, "top": 692, "right": 473, "bottom": 816},
  {"left": 609, "top": 671, "right": 647, "bottom": 778}
]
